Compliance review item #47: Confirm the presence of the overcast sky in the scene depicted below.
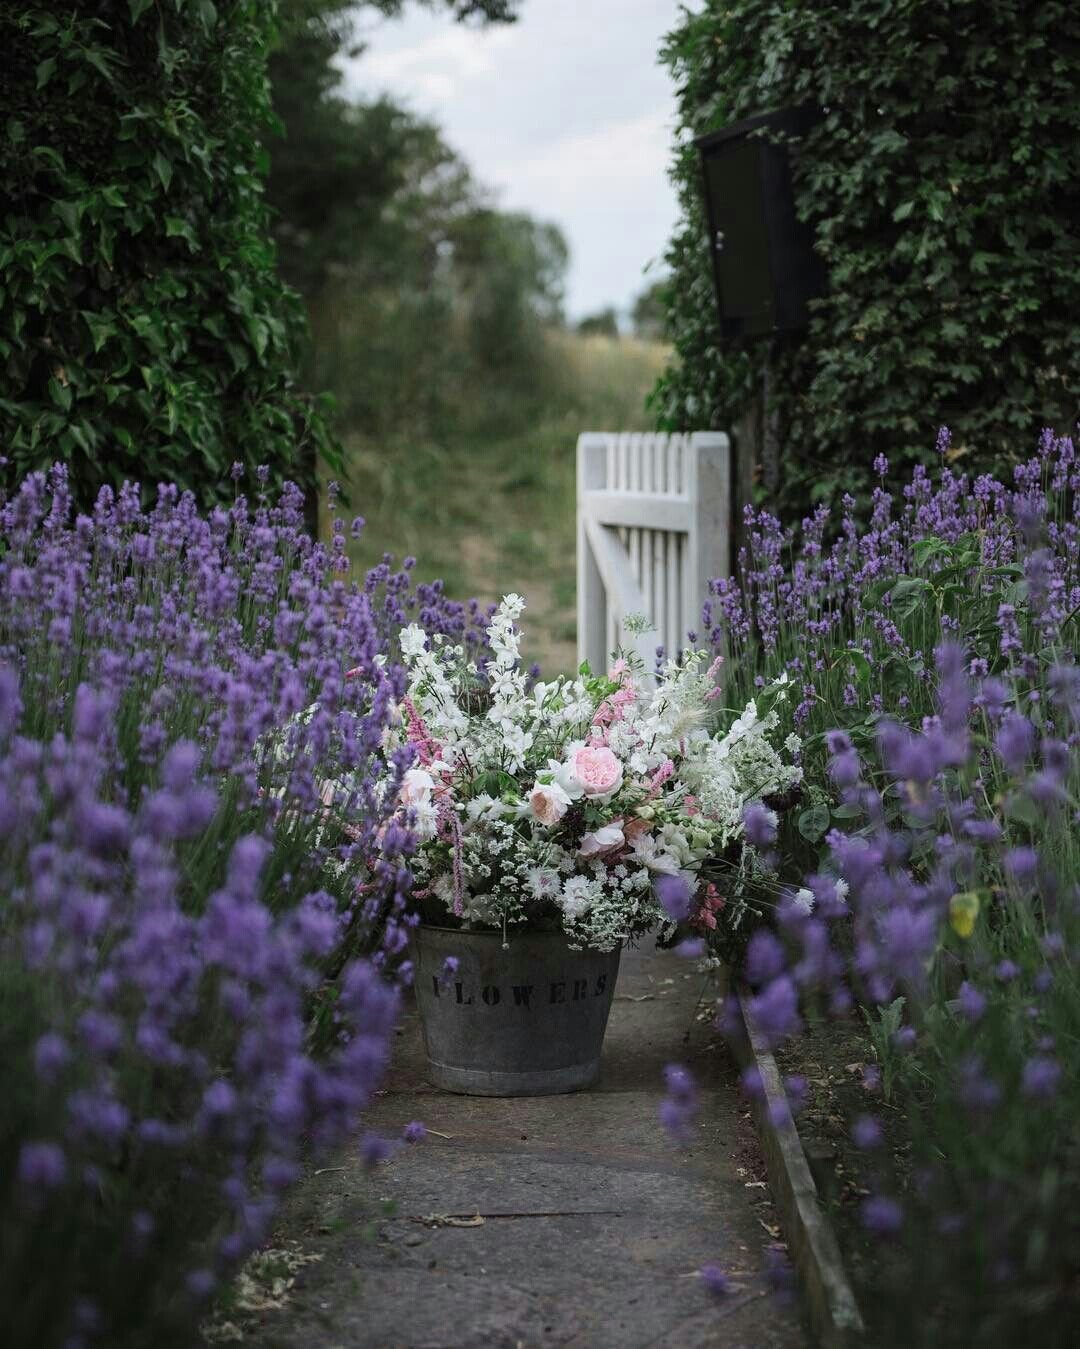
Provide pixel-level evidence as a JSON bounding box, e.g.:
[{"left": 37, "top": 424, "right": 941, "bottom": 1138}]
[{"left": 340, "top": 1, "right": 685, "bottom": 323}]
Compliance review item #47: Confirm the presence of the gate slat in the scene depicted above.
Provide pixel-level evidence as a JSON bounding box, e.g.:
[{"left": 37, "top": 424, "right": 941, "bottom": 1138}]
[{"left": 576, "top": 430, "right": 730, "bottom": 684}]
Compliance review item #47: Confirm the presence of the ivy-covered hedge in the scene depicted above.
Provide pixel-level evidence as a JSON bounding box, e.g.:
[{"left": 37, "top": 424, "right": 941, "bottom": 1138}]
[
  {"left": 655, "top": 1, "right": 1080, "bottom": 518},
  {"left": 0, "top": 1, "right": 337, "bottom": 506}
]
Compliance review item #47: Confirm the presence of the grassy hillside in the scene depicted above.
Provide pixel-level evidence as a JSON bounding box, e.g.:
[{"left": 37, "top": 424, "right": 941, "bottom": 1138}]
[{"left": 332, "top": 329, "right": 668, "bottom": 674}]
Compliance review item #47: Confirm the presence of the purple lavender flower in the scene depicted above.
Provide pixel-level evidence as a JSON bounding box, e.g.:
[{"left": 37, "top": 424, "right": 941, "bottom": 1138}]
[
  {"left": 748, "top": 975, "right": 801, "bottom": 1046},
  {"left": 186, "top": 1269, "right": 216, "bottom": 1300},
  {"left": 1020, "top": 1057, "right": 1061, "bottom": 1099},
  {"left": 654, "top": 873, "right": 692, "bottom": 922},
  {"left": 18, "top": 1141, "right": 67, "bottom": 1189},
  {"left": 359, "top": 1133, "right": 396, "bottom": 1170},
  {"left": 33, "top": 1033, "right": 70, "bottom": 1082},
  {"left": 957, "top": 981, "right": 987, "bottom": 1022},
  {"left": 1041, "top": 932, "right": 1065, "bottom": 959},
  {"left": 1004, "top": 847, "right": 1039, "bottom": 884},
  {"left": 700, "top": 1264, "right": 732, "bottom": 1297},
  {"left": 742, "top": 801, "right": 778, "bottom": 848},
  {"left": 745, "top": 930, "right": 786, "bottom": 987},
  {"left": 861, "top": 1195, "right": 903, "bottom": 1236},
  {"left": 659, "top": 1063, "right": 700, "bottom": 1143},
  {"left": 995, "top": 713, "right": 1036, "bottom": 773}
]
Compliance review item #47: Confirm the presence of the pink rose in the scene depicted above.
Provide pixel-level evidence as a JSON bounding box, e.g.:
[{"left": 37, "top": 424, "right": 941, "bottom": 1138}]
[
  {"left": 578, "top": 822, "right": 625, "bottom": 857},
  {"left": 528, "top": 782, "right": 570, "bottom": 826},
  {"left": 569, "top": 744, "right": 623, "bottom": 797}
]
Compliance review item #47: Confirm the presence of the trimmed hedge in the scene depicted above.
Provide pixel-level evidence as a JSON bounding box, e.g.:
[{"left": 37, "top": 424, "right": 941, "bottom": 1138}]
[
  {"left": 655, "top": 1, "right": 1080, "bottom": 517},
  {"left": 0, "top": 1, "right": 338, "bottom": 506}
]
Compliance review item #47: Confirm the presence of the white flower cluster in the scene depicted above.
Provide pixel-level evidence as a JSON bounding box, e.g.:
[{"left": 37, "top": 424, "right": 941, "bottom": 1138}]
[
  {"left": 384, "top": 597, "right": 802, "bottom": 951},
  {"left": 679, "top": 698, "right": 803, "bottom": 846}
]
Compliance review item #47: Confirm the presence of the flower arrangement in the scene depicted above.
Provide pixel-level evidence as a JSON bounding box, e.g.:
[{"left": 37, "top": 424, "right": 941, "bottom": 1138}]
[{"left": 379, "top": 594, "right": 802, "bottom": 951}]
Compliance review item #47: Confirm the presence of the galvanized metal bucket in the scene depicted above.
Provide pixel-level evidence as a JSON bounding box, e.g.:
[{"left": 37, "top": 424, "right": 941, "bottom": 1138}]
[{"left": 412, "top": 925, "right": 622, "bottom": 1096}]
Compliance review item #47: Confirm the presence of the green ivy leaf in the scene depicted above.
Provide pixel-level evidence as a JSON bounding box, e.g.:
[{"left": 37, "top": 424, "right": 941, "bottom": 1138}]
[
  {"left": 151, "top": 151, "right": 173, "bottom": 192},
  {"left": 47, "top": 377, "right": 72, "bottom": 412},
  {"left": 36, "top": 57, "right": 57, "bottom": 89},
  {"left": 165, "top": 215, "right": 196, "bottom": 247},
  {"left": 81, "top": 312, "right": 116, "bottom": 354}
]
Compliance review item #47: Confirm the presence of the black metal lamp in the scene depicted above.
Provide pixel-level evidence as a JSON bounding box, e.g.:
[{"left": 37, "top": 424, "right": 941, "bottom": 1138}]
[{"left": 695, "top": 105, "right": 827, "bottom": 342}]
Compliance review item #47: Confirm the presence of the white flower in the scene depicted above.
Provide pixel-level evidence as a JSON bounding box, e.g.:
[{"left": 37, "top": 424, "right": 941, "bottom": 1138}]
[
  {"left": 498, "top": 722, "right": 534, "bottom": 770},
  {"left": 792, "top": 888, "right": 816, "bottom": 915},
  {"left": 399, "top": 767, "right": 435, "bottom": 807},
  {"left": 549, "top": 753, "right": 585, "bottom": 801},
  {"left": 525, "top": 867, "right": 562, "bottom": 902},
  {"left": 834, "top": 879, "right": 850, "bottom": 906},
  {"left": 628, "top": 831, "right": 682, "bottom": 877},
  {"left": 659, "top": 822, "right": 695, "bottom": 867},
  {"left": 465, "top": 793, "right": 512, "bottom": 824},
  {"left": 578, "top": 823, "right": 625, "bottom": 857},
  {"left": 527, "top": 781, "right": 572, "bottom": 826},
  {"left": 559, "top": 875, "right": 595, "bottom": 920},
  {"left": 412, "top": 798, "right": 439, "bottom": 842},
  {"left": 400, "top": 624, "right": 427, "bottom": 659}
]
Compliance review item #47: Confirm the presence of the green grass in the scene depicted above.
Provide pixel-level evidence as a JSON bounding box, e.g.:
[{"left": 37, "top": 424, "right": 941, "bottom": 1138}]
[{"left": 328, "top": 329, "right": 668, "bottom": 674}]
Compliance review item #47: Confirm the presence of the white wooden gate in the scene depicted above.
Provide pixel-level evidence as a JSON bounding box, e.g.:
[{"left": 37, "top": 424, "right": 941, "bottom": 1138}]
[{"left": 576, "top": 431, "right": 731, "bottom": 678}]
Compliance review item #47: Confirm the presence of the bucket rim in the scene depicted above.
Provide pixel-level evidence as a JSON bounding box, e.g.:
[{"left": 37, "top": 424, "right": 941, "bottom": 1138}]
[{"left": 413, "top": 922, "right": 623, "bottom": 951}]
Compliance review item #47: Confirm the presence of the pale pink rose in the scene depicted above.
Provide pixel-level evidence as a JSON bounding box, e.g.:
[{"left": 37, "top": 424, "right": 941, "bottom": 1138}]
[
  {"left": 578, "top": 822, "right": 625, "bottom": 857},
  {"left": 399, "top": 767, "right": 435, "bottom": 807},
  {"left": 528, "top": 782, "right": 570, "bottom": 826},
  {"left": 569, "top": 745, "right": 623, "bottom": 797}
]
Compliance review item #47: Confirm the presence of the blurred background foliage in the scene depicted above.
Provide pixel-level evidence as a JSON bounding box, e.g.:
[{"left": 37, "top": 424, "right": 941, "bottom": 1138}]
[{"left": 266, "top": 0, "right": 666, "bottom": 670}]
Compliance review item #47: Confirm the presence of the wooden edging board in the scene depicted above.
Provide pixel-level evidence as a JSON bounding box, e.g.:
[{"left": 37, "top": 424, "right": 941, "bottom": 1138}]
[{"left": 735, "top": 988, "right": 866, "bottom": 1348}]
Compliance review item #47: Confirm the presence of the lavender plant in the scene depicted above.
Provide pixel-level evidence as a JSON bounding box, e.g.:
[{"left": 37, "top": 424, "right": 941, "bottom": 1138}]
[
  {"left": 701, "top": 429, "right": 1079, "bottom": 870},
  {"left": 0, "top": 464, "right": 486, "bottom": 1347},
  {"left": 695, "top": 430, "right": 1080, "bottom": 1339}
]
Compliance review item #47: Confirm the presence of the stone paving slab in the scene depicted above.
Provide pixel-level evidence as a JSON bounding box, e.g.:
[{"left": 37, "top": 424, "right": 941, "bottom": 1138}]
[{"left": 253, "top": 941, "right": 807, "bottom": 1348}]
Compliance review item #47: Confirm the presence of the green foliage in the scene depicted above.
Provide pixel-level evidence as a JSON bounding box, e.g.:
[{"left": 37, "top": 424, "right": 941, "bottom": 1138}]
[
  {"left": 0, "top": 1, "right": 338, "bottom": 506},
  {"left": 312, "top": 157, "right": 570, "bottom": 447},
  {"left": 576, "top": 308, "right": 620, "bottom": 339},
  {"left": 863, "top": 996, "right": 907, "bottom": 1102},
  {"left": 630, "top": 277, "right": 669, "bottom": 342},
  {"left": 342, "top": 326, "right": 667, "bottom": 672},
  {"left": 655, "top": 1, "right": 1080, "bottom": 518},
  {"left": 266, "top": 0, "right": 522, "bottom": 300}
]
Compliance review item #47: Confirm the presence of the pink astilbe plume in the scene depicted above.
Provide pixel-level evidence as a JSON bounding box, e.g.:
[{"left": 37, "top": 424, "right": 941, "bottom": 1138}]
[{"left": 401, "top": 695, "right": 439, "bottom": 766}]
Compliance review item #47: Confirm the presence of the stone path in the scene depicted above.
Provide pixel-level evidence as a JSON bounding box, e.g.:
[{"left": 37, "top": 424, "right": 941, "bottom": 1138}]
[{"left": 255, "top": 941, "right": 807, "bottom": 1348}]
